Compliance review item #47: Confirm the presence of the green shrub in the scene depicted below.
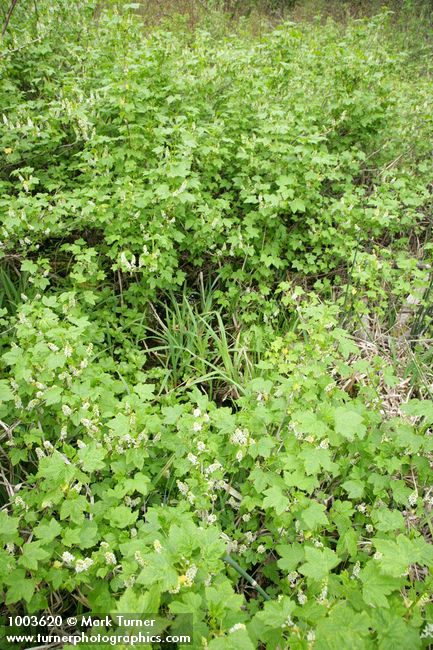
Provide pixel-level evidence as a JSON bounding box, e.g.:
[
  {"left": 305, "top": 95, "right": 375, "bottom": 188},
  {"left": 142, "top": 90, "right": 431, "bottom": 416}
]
[{"left": 1, "top": 3, "right": 433, "bottom": 648}]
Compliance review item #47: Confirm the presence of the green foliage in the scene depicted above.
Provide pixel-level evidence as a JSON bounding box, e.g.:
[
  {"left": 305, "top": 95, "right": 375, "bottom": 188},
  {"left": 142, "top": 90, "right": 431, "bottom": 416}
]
[{"left": 1, "top": 2, "right": 433, "bottom": 649}]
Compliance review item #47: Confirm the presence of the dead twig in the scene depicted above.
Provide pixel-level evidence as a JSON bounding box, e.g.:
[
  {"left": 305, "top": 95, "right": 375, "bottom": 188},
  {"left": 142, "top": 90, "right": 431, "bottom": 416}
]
[{"left": 2, "top": 0, "right": 20, "bottom": 38}]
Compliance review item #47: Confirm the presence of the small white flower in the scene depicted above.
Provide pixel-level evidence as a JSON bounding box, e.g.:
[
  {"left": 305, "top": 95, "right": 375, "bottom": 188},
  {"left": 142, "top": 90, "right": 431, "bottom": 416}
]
[
  {"left": 229, "top": 623, "right": 246, "bottom": 633},
  {"left": 307, "top": 630, "right": 316, "bottom": 642},
  {"left": 351, "top": 561, "right": 361, "bottom": 579},
  {"left": 236, "top": 450, "right": 243, "bottom": 462},
  {"left": 62, "top": 404, "right": 72, "bottom": 417},
  {"left": 257, "top": 544, "right": 266, "bottom": 554},
  {"left": 135, "top": 551, "right": 145, "bottom": 567},
  {"left": 298, "top": 593, "right": 307, "bottom": 605},
  {"left": 287, "top": 571, "right": 298, "bottom": 585},
  {"left": 6, "top": 542, "right": 15, "bottom": 554},
  {"left": 187, "top": 453, "right": 198, "bottom": 465},
  {"left": 35, "top": 447, "right": 45, "bottom": 460},
  {"left": 205, "top": 461, "right": 222, "bottom": 474},
  {"left": 193, "top": 422, "right": 202, "bottom": 432},
  {"left": 193, "top": 408, "right": 201, "bottom": 418},
  {"left": 317, "top": 579, "right": 328, "bottom": 603},
  {"left": 104, "top": 552, "right": 116, "bottom": 565},
  {"left": 184, "top": 564, "right": 197, "bottom": 586},
  {"left": 357, "top": 503, "right": 367, "bottom": 513},
  {"left": 64, "top": 344, "right": 73, "bottom": 358},
  {"left": 408, "top": 492, "right": 418, "bottom": 507},
  {"left": 47, "top": 342, "right": 59, "bottom": 352},
  {"left": 177, "top": 480, "right": 189, "bottom": 496},
  {"left": 75, "top": 557, "right": 94, "bottom": 573},
  {"left": 231, "top": 428, "right": 248, "bottom": 446},
  {"left": 421, "top": 623, "right": 433, "bottom": 639},
  {"left": 153, "top": 539, "right": 162, "bottom": 553},
  {"left": 366, "top": 524, "right": 374, "bottom": 533},
  {"left": 207, "top": 513, "right": 217, "bottom": 524},
  {"left": 242, "top": 513, "right": 251, "bottom": 522},
  {"left": 62, "top": 551, "right": 75, "bottom": 565},
  {"left": 197, "top": 441, "right": 206, "bottom": 452}
]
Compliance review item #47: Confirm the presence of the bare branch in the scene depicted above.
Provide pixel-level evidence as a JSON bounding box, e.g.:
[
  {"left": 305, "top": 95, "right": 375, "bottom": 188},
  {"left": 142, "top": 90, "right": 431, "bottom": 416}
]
[{"left": 2, "top": 0, "right": 20, "bottom": 38}]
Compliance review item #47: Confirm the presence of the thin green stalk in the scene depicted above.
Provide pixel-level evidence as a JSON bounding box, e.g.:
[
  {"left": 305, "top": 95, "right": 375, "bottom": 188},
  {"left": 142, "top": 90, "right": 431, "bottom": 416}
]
[{"left": 223, "top": 554, "right": 271, "bottom": 601}]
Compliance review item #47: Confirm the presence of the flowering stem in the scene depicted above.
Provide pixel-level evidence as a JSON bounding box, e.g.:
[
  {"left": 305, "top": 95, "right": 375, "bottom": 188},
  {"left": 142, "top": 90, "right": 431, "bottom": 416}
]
[{"left": 223, "top": 554, "right": 271, "bottom": 601}]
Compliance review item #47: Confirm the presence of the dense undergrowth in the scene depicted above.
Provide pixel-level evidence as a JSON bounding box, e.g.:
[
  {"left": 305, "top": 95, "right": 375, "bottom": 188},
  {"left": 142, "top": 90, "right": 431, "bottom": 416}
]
[{"left": 1, "top": 1, "right": 433, "bottom": 648}]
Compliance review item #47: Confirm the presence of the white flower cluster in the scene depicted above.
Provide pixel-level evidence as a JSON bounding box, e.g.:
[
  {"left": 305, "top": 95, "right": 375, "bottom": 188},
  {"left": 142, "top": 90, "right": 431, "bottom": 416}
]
[
  {"left": 14, "top": 495, "right": 27, "bottom": 509},
  {"left": 421, "top": 623, "right": 433, "bottom": 639},
  {"left": 125, "top": 496, "right": 141, "bottom": 508},
  {"left": 227, "top": 496, "right": 240, "bottom": 510},
  {"left": 281, "top": 616, "right": 295, "bottom": 629},
  {"left": 317, "top": 579, "right": 328, "bottom": 604},
  {"left": 184, "top": 563, "right": 197, "bottom": 587},
  {"left": 176, "top": 480, "right": 195, "bottom": 504},
  {"left": 62, "top": 551, "right": 75, "bottom": 566},
  {"left": 204, "top": 461, "right": 222, "bottom": 475},
  {"left": 307, "top": 630, "right": 316, "bottom": 643},
  {"left": 177, "top": 480, "right": 189, "bottom": 496},
  {"left": 351, "top": 561, "right": 361, "bottom": 580},
  {"left": 220, "top": 533, "right": 238, "bottom": 554},
  {"left": 135, "top": 551, "right": 146, "bottom": 567},
  {"left": 287, "top": 571, "right": 299, "bottom": 587},
  {"left": 298, "top": 593, "right": 307, "bottom": 605},
  {"left": 112, "top": 431, "right": 147, "bottom": 455},
  {"left": 228, "top": 623, "right": 246, "bottom": 633},
  {"left": 104, "top": 552, "right": 116, "bottom": 566},
  {"left": 230, "top": 428, "right": 249, "bottom": 446},
  {"left": 153, "top": 539, "right": 163, "bottom": 554},
  {"left": 75, "top": 558, "right": 94, "bottom": 573}
]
